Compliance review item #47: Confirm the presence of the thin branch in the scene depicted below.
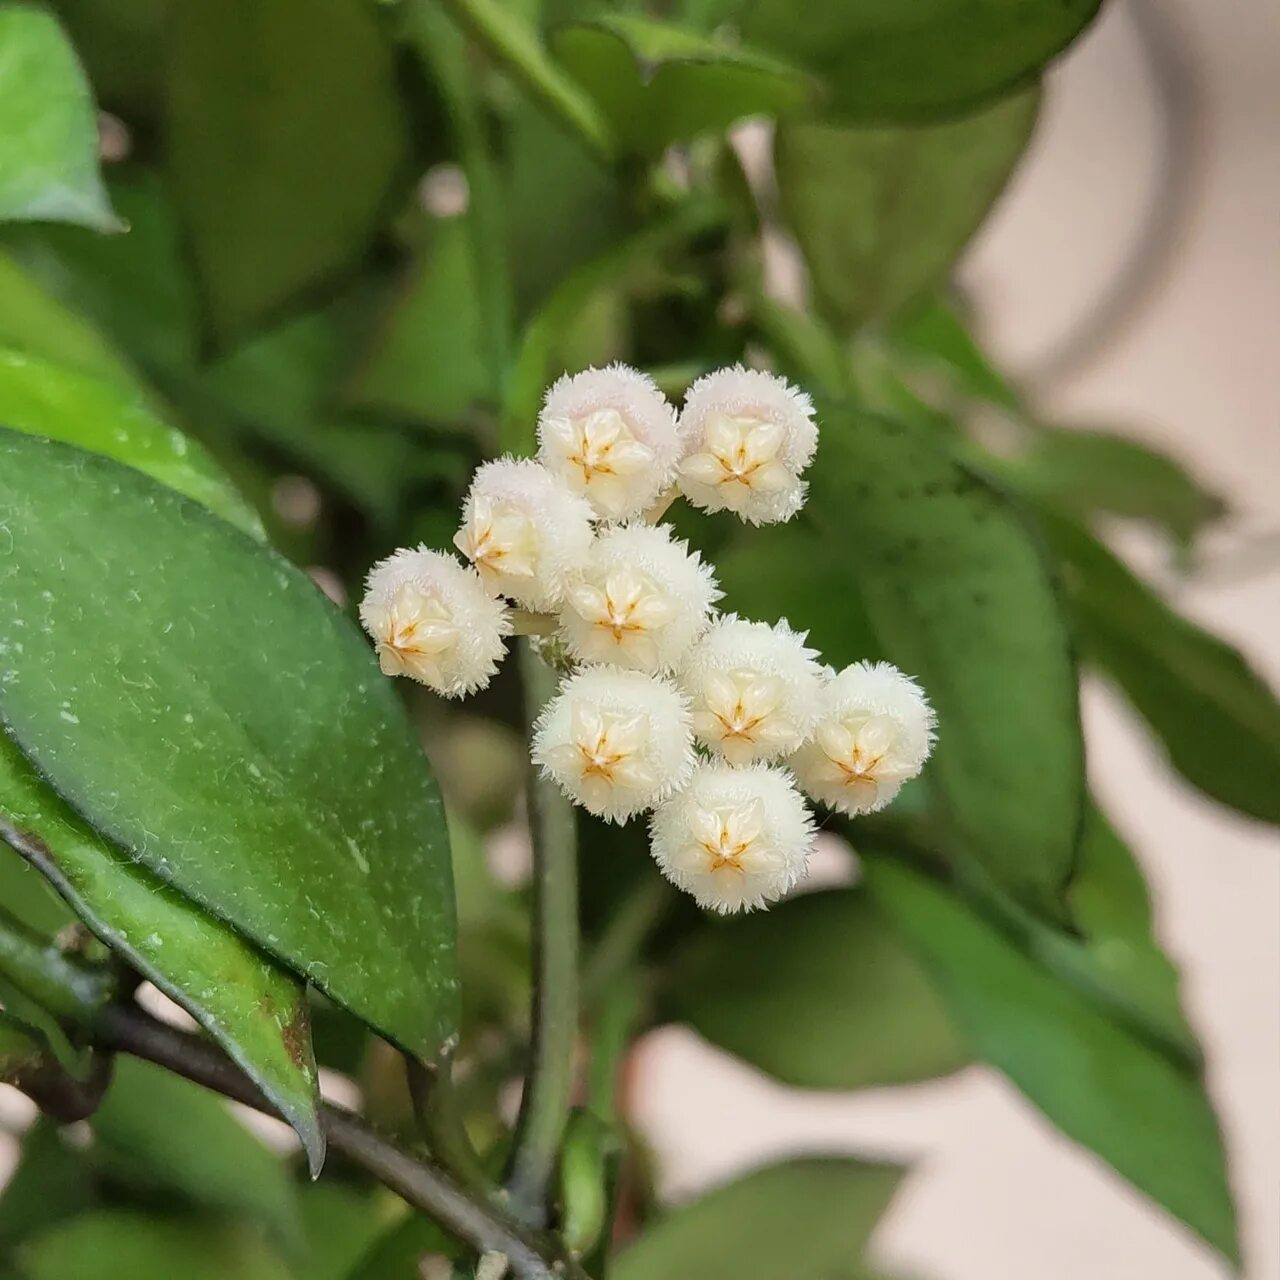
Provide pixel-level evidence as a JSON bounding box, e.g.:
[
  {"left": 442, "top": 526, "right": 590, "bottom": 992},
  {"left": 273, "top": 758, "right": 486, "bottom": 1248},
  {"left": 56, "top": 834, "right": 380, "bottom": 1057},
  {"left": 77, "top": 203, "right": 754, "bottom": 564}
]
[{"left": 506, "top": 640, "right": 580, "bottom": 1225}]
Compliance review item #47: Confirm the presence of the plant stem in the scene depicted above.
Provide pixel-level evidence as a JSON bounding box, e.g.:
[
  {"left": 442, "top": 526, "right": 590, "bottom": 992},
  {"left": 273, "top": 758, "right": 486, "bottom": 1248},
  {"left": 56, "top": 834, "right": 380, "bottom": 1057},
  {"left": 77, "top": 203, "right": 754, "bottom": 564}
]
[
  {"left": 434, "top": 0, "right": 613, "bottom": 161},
  {"left": 406, "top": 1052, "right": 490, "bottom": 1192},
  {"left": 507, "top": 639, "right": 580, "bottom": 1225}
]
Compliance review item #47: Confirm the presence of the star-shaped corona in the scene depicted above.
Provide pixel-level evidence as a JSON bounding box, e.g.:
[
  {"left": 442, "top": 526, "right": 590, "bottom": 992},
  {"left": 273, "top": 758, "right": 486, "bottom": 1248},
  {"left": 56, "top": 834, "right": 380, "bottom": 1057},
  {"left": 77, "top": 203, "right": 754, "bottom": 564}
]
[
  {"left": 538, "top": 365, "right": 681, "bottom": 520},
  {"left": 677, "top": 366, "right": 817, "bottom": 525},
  {"left": 791, "top": 661, "right": 936, "bottom": 815},
  {"left": 649, "top": 761, "right": 815, "bottom": 913},
  {"left": 359, "top": 548, "right": 510, "bottom": 698},
  {"left": 559, "top": 523, "right": 720, "bottom": 673}
]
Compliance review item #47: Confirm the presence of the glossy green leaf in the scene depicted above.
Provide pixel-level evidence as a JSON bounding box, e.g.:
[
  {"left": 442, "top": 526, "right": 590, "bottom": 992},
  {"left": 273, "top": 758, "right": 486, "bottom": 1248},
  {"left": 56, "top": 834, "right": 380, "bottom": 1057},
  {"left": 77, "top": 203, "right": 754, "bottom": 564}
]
[
  {"left": 166, "top": 0, "right": 409, "bottom": 340},
  {"left": 0, "top": 735, "right": 324, "bottom": 1170},
  {"left": 614, "top": 1157, "right": 904, "bottom": 1280},
  {"left": 776, "top": 90, "right": 1038, "bottom": 333},
  {"left": 0, "top": 5, "right": 117, "bottom": 230},
  {"left": 1047, "top": 510, "right": 1280, "bottom": 823},
  {"left": 22, "top": 1212, "right": 293, "bottom": 1280},
  {"left": 0, "top": 1120, "right": 96, "bottom": 1254},
  {"left": 555, "top": 15, "right": 812, "bottom": 156},
  {"left": 91, "top": 1059, "right": 298, "bottom": 1243},
  {"left": 667, "top": 889, "right": 967, "bottom": 1089},
  {"left": 810, "top": 405, "right": 1083, "bottom": 915},
  {"left": 740, "top": 0, "right": 1100, "bottom": 121},
  {"left": 0, "top": 430, "right": 459, "bottom": 1060},
  {"left": 0, "top": 346, "right": 261, "bottom": 535},
  {"left": 866, "top": 857, "right": 1238, "bottom": 1262}
]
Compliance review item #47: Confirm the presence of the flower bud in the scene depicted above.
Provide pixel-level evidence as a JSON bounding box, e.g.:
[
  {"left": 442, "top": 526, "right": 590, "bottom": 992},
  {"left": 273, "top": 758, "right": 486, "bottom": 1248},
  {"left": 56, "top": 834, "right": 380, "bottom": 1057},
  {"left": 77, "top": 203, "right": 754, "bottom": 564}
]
[
  {"left": 359, "top": 548, "right": 510, "bottom": 698},
  {"left": 559, "top": 523, "right": 721, "bottom": 674},
  {"left": 677, "top": 365, "right": 818, "bottom": 524},
  {"left": 532, "top": 666, "right": 695, "bottom": 823},
  {"left": 454, "top": 458, "right": 595, "bottom": 610},
  {"left": 649, "top": 761, "right": 815, "bottom": 913},
  {"left": 537, "top": 364, "right": 681, "bottom": 521},
  {"left": 791, "top": 661, "right": 936, "bottom": 815},
  {"left": 681, "top": 616, "right": 823, "bottom": 764}
]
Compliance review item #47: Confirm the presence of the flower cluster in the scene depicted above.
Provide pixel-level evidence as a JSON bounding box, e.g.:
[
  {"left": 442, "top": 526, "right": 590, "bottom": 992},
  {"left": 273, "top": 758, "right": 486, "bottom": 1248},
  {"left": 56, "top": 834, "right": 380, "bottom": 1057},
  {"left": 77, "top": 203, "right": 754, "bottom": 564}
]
[{"left": 361, "top": 364, "right": 936, "bottom": 913}]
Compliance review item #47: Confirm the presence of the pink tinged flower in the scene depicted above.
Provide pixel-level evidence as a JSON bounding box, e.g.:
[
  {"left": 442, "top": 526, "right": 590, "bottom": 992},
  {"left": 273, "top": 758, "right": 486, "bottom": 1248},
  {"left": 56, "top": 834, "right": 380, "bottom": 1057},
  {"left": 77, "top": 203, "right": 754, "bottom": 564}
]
[{"left": 791, "top": 661, "right": 936, "bottom": 816}]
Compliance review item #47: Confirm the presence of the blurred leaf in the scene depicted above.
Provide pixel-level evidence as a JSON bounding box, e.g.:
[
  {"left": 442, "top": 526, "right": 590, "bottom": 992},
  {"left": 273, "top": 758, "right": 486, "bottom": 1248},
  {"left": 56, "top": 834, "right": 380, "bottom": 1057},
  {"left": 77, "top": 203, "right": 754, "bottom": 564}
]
[
  {"left": 349, "top": 217, "right": 492, "bottom": 429},
  {"left": 614, "top": 1157, "right": 904, "bottom": 1280},
  {"left": 741, "top": 0, "right": 1099, "bottom": 121},
  {"left": 0, "top": 346, "right": 262, "bottom": 535},
  {"left": 91, "top": 1058, "right": 298, "bottom": 1245},
  {"left": 554, "top": 15, "right": 811, "bottom": 156},
  {"left": 0, "top": 843, "right": 71, "bottom": 938},
  {"left": 0, "top": 5, "right": 117, "bottom": 230},
  {"left": 346, "top": 1212, "right": 459, "bottom": 1279},
  {"left": 294, "top": 1184, "right": 394, "bottom": 1280},
  {"left": 166, "top": 0, "right": 410, "bottom": 341},
  {"left": 866, "top": 857, "right": 1238, "bottom": 1263},
  {"left": 22, "top": 1211, "right": 294, "bottom": 1280},
  {"left": 667, "top": 888, "right": 968, "bottom": 1089},
  {"left": 810, "top": 405, "right": 1083, "bottom": 916},
  {"left": 0, "top": 247, "right": 135, "bottom": 387},
  {"left": 751, "top": 296, "right": 852, "bottom": 397},
  {"left": 0, "top": 1007, "right": 45, "bottom": 1072},
  {"left": 0, "top": 736, "right": 324, "bottom": 1170},
  {"left": 1007, "top": 427, "right": 1227, "bottom": 553},
  {"left": 0, "top": 431, "right": 459, "bottom": 1061},
  {"left": 776, "top": 90, "right": 1038, "bottom": 333},
  {"left": 0, "top": 1120, "right": 96, "bottom": 1255},
  {"left": 1046, "top": 510, "right": 1280, "bottom": 824},
  {"left": 50, "top": 0, "right": 169, "bottom": 122}
]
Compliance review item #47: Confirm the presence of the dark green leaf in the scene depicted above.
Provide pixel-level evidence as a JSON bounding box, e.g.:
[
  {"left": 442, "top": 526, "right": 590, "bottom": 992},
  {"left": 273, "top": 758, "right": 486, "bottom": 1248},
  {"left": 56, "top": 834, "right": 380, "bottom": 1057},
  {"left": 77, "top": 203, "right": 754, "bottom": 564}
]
[
  {"left": 21, "top": 1211, "right": 293, "bottom": 1280},
  {"left": 741, "top": 0, "right": 1100, "bottom": 121},
  {"left": 91, "top": 1058, "right": 298, "bottom": 1245},
  {"left": 555, "top": 15, "right": 812, "bottom": 156},
  {"left": 0, "top": 346, "right": 261, "bottom": 535},
  {"left": 866, "top": 857, "right": 1238, "bottom": 1262},
  {"left": 0, "top": 735, "right": 324, "bottom": 1169},
  {"left": 346, "top": 1213, "right": 459, "bottom": 1280},
  {"left": 667, "top": 888, "right": 967, "bottom": 1089},
  {"left": 0, "top": 430, "right": 459, "bottom": 1060},
  {"left": 810, "top": 405, "right": 1083, "bottom": 915},
  {"left": 0, "top": 5, "right": 117, "bottom": 230},
  {"left": 0, "top": 841, "right": 70, "bottom": 938},
  {"left": 0, "top": 1120, "right": 96, "bottom": 1254},
  {"left": 1047, "top": 510, "right": 1280, "bottom": 823},
  {"left": 776, "top": 90, "right": 1038, "bottom": 333},
  {"left": 166, "top": 0, "right": 410, "bottom": 340},
  {"left": 614, "top": 1157, "right": 904, "bottom": 1280},
  {"left": 294, "top": 1184, "right": 393, "bottom": 1280},
  {"left": 49, "top": 0, "right": 169, "bottom": 122}
]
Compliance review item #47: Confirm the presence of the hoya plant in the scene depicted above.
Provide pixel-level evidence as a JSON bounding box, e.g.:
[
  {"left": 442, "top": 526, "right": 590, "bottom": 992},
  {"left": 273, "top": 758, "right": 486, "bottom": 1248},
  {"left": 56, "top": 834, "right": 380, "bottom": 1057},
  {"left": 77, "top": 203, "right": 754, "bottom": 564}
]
[{"left": 0, "top": 0, "right": 1274, "bottom": 1277}]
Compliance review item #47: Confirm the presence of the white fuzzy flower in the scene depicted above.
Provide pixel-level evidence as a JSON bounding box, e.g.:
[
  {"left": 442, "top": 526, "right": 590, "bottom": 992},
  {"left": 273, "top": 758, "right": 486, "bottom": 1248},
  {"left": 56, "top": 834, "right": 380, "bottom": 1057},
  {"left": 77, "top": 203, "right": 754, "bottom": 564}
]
[
  {"left": 649, "top": 761, "right": 815, "bottom": 913},
  {"left": 791, "top": 661, "right": 936, "bottom": 815},
  {"left": 359, "top": 547, "right": 510, "bottom": 698},
  {"left": 532, "top": 666, "right": 695, "bottom": 823},
  {"left": 537, "top": 364, "right": 681, "bottom": 521},
  {"left": 681, "top": 616, "right": 824, "bottom": 765},
  {"left": 454, "top": 458, "right": 595, "bottom": 610},
  {"left": 677, "top": 365, "right": 818, "bottom": 524},
  {"left": 559, "top": 523, "right": 721, "bottom": 673}
]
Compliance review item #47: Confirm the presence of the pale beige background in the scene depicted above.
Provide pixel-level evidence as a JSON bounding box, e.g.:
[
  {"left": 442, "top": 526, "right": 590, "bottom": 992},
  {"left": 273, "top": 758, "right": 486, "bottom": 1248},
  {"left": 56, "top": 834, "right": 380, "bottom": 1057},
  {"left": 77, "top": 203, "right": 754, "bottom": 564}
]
[{"left": 634, "top": 1, "right": 1280, "bottom": 1276}]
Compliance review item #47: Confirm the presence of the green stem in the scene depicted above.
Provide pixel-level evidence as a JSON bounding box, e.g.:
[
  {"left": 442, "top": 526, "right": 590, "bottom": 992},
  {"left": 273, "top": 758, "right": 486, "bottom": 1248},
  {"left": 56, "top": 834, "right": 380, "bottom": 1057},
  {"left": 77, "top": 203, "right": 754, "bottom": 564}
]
[
  {"left": 507, "top": 639, "right": 580, "bottom": 1225},
  {"left": 434, "top": 0, "right": 613, "bottom": 161},
  {"left": 0, "top": 907, "right": 113, "bottom": 1023},
  {"left": 407, "top": 1053, "right": 490, "bottom": 1192},
  {"left": 579, "top": 877, "right": 671, "bottom": 1013}
]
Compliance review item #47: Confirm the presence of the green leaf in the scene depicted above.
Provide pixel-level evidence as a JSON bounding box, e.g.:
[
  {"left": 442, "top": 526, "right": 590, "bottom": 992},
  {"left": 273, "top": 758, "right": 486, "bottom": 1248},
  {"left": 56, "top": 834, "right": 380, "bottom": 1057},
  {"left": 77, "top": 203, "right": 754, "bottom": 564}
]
[
  {"left": 614, "top": 1157, "right": 904, "bottom": 1280},
  {"left": 810, "top": 405, "right": 1083, "bottom": 915},
  {"left": 0, "top": 346, "right": 262, "bottom": 536},
  {"left": 49, "top": 0, "right": 169, "bottom": 123},
  {"left": 1047, "top": 510, "right": 1280, "bottom": 823},
  {"left": 0, "top": 1120, "right": 96, "bottom": 1255},
  {"left": 776, "top": 90, "right": 1038, "bottom": 333},
  {"left": 166, "top": 0, "right": 410, "bottom": 341},
  {"left": 0, "top": 735, "right": 324, "bottom": 1170},
  {"left": 0, "top": 430, "right": 459, "bottom": 1060},
  {"left": 346, "top": 1214, "right": 459, "bottom": 1280},
  {"left": 21, "top": 1211, "right": 294, "bottom": 1280},
  {"left": 0, "top": 5, "right": 118, "bottom": 230},
  {"left": 666, "top": 888, "right": 967, "bottom": 1089},
  {"left": 866, "top": 857, "right": 1238, "bottom": 1263},
  {"left": 294, "top": 1184, "right": 395, "bottom": 1280},
  {"left": 741, "top": 0, "right": 1100, "bottom": 122},
  {"left": 554, "top": 15, "right": 812, "bottom": 156},
  {"left": 0, "top": 841, "right": 70, "bottom": 938},
  {"left": 91, "top": 1059, "right": 298, "bottom": 1243},
  {"left": 1006, "top": 426, "right": 1227, "bottom": 553},
  {"left": 0, "top": 247, "right": 136, "bottom": 387}
]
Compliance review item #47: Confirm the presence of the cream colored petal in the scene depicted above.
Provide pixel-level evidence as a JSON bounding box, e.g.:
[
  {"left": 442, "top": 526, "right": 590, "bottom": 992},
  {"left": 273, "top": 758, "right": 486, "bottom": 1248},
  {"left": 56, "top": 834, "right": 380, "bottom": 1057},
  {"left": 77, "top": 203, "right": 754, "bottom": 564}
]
[
  {"left": 817, "top": 720, "right": 856, "bottom": 763},
  {"left": 745, "top": 418, "right": 785, "bottom": 460},
  {"left": 704, "top": 413, "right": 745, "bottom": 457},
  {"left": 680, "top": 452, "right": 727, "bottom": 485}
]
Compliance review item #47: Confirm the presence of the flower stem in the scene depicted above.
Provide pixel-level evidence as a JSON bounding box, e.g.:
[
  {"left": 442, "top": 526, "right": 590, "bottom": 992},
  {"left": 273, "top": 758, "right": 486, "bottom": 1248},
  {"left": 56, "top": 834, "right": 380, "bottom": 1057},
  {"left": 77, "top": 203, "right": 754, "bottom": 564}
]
[{"left": 507, "top": 639, "right": 580, "bottom": 1225}]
